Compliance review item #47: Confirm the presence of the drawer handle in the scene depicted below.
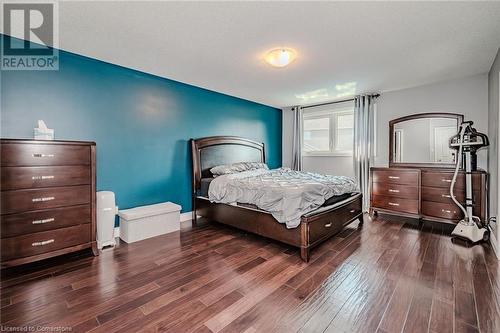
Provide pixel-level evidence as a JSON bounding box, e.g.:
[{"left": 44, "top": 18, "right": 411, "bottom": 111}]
[
  {"left": 441, "top": 209, "right": 455, "bottom": 214},
  {"left": 31, "top": 175, "right": 55, "bottom": 180},
  {"left": 349, "top": 209, "right": 356, "bottom": 213},
  {"left": 388, "top": 189, "right": 400, "bottom": 193},
  {"left": 32, "top": 218, "right": 55, "bottom": 225},
  {"left": 388, "top": 176, "right": 400, "bottom": 179},
  {"left": 32, "top": 153, "right": 54, "bottom": 158},
  {"left": 441, "top": 194, "right": 452, "bottom": 198},
  {"left": 388, "top": 202, "right": 400, "bottom": 206},
  {"left": 441, "top": 179, "right": 452, "bottom": 183},
  {"left": 32, "top": 196, "right": 55, "bottom": 202},
  {"left": 324, "top": 223, "right": 332, "bottom": 228},
  {"left": 32, "top": 239, "right": 54, "bottom": 247}
]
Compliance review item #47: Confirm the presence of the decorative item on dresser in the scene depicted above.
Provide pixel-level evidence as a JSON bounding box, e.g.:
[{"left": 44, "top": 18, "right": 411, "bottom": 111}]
[
  {"left": 1, "top": 139, "right": 98, "bottom": 268},
  {"left": 370, "top": 167, "right": 487, "bottom": 224}
]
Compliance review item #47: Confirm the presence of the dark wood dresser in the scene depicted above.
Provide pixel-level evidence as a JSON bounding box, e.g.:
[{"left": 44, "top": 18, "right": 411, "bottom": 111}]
[
  {"left": 370, "top": 167, "right": 487, "bottom": 225},
  {"left": 1, "top": 139, "right": 97, "bottom": 267}
]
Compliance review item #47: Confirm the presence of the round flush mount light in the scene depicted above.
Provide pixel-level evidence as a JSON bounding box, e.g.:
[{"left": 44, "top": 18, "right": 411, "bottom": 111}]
[{"left": 264, "top": 48, "right": 297, "bottom": 68}]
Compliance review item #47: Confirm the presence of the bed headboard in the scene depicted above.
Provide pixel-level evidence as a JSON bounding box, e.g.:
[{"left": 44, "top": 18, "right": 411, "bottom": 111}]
[{"left": 190, "top": 136, "right": 265, "bottom": 192}]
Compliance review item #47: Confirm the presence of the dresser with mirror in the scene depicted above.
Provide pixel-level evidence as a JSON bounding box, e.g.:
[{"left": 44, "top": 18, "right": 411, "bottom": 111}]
[{"left": 370, "top": 113, "right": 488, "bottom": 225}]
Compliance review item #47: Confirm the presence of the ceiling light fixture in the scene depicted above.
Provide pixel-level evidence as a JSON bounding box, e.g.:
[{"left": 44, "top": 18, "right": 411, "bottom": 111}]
[{"left": 264, "top": 48, "right": 297, "bottom": 68}]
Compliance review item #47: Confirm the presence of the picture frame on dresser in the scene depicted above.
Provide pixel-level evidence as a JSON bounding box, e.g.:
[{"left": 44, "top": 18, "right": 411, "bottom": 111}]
[{"left": 1, "top": 139, "right": 98, "bottom": 268}]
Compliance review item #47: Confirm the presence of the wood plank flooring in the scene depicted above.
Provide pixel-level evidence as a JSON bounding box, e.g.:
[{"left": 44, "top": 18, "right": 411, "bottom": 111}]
[{"left": 1, "top": 215, "right": 499, "bottom": 333}]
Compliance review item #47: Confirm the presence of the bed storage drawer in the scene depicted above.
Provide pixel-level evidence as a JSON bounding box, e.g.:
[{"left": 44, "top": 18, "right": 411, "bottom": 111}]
[
  {"left": 1, "top": 143, "right": 90, "bottom": 166},
  {"left": 1, "top": 185, "right": 91, "bottom": 215},
  {"left": 1, "top": 205, "right": 91, "bottom": 238},
  {"left": 307, "top": 197, "right": 362, "bottom": 245},
  {"left": 1, "top": 166, "right": 91, "bottom": 190},
  {"left": 371, "top": 195, "right": 419, "bottom": 214},
  {"left": 372, "top": 182, "right": 418, "bottom": 200},
  {"left": 371, "top": 169, "right": 419, "bottom": 185},
  {"left": 1, "top": 224, "right": 91, "bottom": 261}
]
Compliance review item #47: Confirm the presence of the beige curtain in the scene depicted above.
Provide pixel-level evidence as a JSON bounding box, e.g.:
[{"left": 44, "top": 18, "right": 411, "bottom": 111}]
[
  {"left": 353, "top": 95, "right": 377, "bottom": 211},
  {"left": 291, "top": 106, "right": 303, "bottom": 171}
]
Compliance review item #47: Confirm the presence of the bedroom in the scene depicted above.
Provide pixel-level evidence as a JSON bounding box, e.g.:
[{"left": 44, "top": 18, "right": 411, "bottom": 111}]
[{"left": 0, "top": 1, "right": 499, "bottom": 332}]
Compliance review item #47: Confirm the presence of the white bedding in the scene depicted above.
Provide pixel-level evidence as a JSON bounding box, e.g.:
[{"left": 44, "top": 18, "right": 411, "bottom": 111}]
[{"left": 208, "top": 168, "right": 358, "bottom": 228}]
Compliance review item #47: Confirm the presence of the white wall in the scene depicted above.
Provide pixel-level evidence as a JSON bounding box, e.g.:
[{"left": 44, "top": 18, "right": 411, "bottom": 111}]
[
  {"left": 488, "top": 48, "right": 500, "bottom": 257},
  {"left": 374, "top": 74, "right": 489, "bottom": 169},
  {"left": 282, "top": 74, "right": 488, "bottom": 177}
]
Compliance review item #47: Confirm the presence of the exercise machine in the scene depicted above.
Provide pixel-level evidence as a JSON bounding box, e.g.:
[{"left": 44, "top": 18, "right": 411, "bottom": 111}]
[{"left": 449, "top": 121, "right": 490, "bottom": 243}]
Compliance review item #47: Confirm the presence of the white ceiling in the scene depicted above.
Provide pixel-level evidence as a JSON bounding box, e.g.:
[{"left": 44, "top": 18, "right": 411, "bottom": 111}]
[{"left": 7, "top": 1, "right": 500, "bottom": 108}]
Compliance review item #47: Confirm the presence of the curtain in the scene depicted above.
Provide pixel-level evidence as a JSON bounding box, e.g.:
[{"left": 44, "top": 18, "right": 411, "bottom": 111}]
[
  {"left": 291, "top": 106, "right": 303, "bottom": 171},
  {"left": 353, "top": 95, "right": 376, "bottom": 211}
]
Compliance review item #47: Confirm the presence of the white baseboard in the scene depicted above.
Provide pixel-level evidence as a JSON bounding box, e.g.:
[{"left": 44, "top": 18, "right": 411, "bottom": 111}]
[
  {"left": 180, "top": 211, "right": 194, "bottom": 222},
  {"left": 114, "top": 226, "right": 120, "bottom": 238}
]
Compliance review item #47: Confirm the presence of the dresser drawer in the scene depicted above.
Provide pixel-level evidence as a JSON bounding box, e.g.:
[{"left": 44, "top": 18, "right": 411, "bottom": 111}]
[
  {"left": 421, "top": 186, "right": 470, "bottom": 204},
  {"left": 421, "top": 171, "right": 464, "bottom": 189},
  {"left": 1, "top": 166, "right": 91, "bottom": 190},
  {"left": 372, "top": 169, "right": 419, "bottom": 185},
  {"left": 308, "top": 198, "right": 362, "bottom": 245},
  {"left": 371, "top": 195, "right": 419, "bottom": 214},
  {"left": 421, "top": 201, "right": 462, "bottom": 220},
  {"left": 1, "top": 185, "right": 90, "bottom": 215},
  {"left": 1, "top": 143, "right": 90, "bottom": 166},
  {"left": 1, "top": 205, "right": 91, "bottom": 238},
  {"left": 372, "top": 182, "right": 418, "bottom": 200},
  {"left": 1, "top": 224, "right": 91, "bottom": 261}
]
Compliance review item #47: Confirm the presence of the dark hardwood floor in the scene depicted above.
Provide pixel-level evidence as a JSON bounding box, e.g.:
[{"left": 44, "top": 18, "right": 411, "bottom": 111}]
[{"left": 1, "top": 214, "right": 499, "bottom": 333}]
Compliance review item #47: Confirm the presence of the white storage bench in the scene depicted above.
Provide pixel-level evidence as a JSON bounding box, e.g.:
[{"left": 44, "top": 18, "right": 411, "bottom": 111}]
[{"left": 118, "top": 202, "right": 181, "bottom": 243}]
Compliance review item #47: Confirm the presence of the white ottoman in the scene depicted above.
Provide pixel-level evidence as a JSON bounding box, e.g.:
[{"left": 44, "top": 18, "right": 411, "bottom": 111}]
[{"left": 118, "top": 202, "right": 181, "bottom": 243}]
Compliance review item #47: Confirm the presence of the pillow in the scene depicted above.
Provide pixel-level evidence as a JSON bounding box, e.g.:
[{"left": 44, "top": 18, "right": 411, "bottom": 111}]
[{"left": 210, "top": 162, "right": 269, "bottom": 176}]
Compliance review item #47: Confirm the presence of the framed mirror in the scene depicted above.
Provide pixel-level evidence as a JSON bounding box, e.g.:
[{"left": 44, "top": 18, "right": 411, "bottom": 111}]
[{"left": 389, "top": 113, "right": 464, "bottom": 168}]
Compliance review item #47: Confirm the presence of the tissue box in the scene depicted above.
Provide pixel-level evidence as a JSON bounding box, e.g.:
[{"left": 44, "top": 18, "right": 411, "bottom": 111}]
[{"left": 34, "top": 128, "right": 54, "bottom": 140}]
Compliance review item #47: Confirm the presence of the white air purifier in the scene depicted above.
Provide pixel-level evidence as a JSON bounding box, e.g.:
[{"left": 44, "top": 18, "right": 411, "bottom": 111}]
[{"left": 97, "top": 191, "right": 118, "bottom": 249}]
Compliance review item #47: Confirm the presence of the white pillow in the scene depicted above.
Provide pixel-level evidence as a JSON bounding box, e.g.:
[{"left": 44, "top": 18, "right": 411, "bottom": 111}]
[{"left": 210, "top": 162, "right": 269, "bottom": 176}]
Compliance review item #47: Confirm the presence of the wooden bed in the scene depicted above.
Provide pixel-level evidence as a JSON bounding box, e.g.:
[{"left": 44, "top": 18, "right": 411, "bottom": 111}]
[{"left": 190, "top": 136, "right": 363, "bottom": 262}]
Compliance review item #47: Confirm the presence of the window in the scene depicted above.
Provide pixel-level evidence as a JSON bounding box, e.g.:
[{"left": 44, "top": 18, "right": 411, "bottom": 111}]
[{"left": 302, "top": 104, "right": 354, "bottom": 156}]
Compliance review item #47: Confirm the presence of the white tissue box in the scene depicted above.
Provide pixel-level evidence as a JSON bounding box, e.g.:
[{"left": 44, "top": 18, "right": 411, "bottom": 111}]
[{"left": 34, "top": 128, "right": 54, "bottom": 140}]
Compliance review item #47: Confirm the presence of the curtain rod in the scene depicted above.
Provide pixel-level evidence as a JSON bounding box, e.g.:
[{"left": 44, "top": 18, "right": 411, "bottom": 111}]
[{"left": 301, "top": 93, "right": 380, "bottom": 109}]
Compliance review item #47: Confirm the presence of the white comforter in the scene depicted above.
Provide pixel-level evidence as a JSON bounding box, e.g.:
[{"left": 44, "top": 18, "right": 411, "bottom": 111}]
[{"left": 208, "top": 168, "right": 358, "bottom": 228}]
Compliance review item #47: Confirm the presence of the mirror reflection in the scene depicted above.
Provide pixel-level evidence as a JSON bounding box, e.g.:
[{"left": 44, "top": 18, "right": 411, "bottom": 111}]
[{"left": 393, "top": 117, "right": 459, "bottom": 164}]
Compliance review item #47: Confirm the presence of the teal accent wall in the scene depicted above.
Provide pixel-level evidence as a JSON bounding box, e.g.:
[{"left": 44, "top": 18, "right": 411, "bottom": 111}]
[{"left": 0, "top": 36, "right": 282, "bottom": 216}]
